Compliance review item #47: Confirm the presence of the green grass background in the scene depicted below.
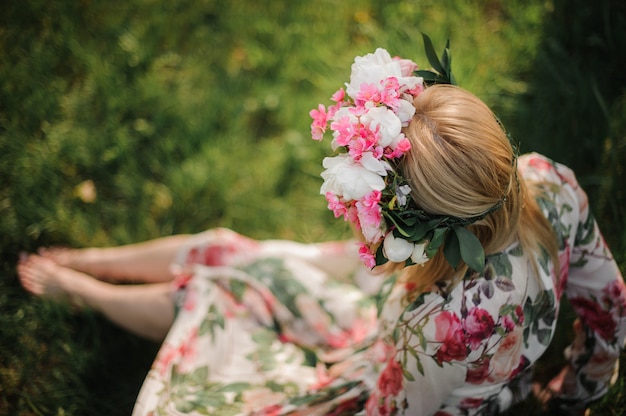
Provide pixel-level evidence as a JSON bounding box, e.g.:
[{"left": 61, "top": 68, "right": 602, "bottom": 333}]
[{"left": 1, "top": 0, "right": 625, "bottom": 414}]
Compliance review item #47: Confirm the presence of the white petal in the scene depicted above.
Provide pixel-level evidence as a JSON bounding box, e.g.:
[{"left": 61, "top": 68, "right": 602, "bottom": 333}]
[
  {"left": 383, "top": 233, "right": 413, "bottom": 263},
  {"left": 410, "top": 243, "right": 430, "bottom": 264}
]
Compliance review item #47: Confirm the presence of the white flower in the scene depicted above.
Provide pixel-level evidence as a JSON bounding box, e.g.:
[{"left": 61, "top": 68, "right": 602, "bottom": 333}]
[
  {"left": 346, "top": 48, "right": 402, "bottom": 99},
  {"left": 320, "top": 154, "right": 385, "bottom": 200},
  {"left": 361, "top": 106, "right": 402, "bottom": 148},
  {"left": 360, "top": 152, "right": 390, "bottom": 176},
  {"left": 410, "top": 243, "right": 430, "bottom": 264},
  {"left": 396, "top": 184, "right": 412, "bottom": 207},
  {"left": 398, "top": 76, "right": 423, "bottom": 94},
  {"left": 383, "top": 232, "right": 414, "bottom": 263},
  {"left": 396, "top": 98, "right": 417, "bottom": 126}
]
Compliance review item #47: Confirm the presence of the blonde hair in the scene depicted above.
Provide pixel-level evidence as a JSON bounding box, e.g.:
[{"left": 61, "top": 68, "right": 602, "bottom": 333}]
[{"left": 393, "top": 84, "right": 558, "bottom": 292}]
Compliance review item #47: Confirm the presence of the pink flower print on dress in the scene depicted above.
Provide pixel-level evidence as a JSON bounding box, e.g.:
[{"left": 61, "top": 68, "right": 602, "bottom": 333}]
[
  {"left": 603, "top": 279, "right": 626, "bottom": 314},
  {"left": 466, "top": 358, "right": 491, "bottom": 384},
  {"left": 377, "top": 357, "right": 404, "bottom": 397},
  {"left": 570, "top": 296, "right": 617, "bottom": 342},
  {"left": 489, "top": 327, "right": 524, "bottom": 382},
  {"left": 460, "top": 397, "right": 484, "bottom": 409},
  {"left": 434, "top": 311, "right": 468, "bottom": 363},
  {"left": 463, "top": 307, "right": 495, "bottom": 349},
  {"left": 153, "top": 343, "right": 178, "bottom": 377},
  {"left": 365, "top": 391, "right": 398, "bottom": 416},
  {"left": 177, "top": 328, "right": 199, "bottom": 373}
]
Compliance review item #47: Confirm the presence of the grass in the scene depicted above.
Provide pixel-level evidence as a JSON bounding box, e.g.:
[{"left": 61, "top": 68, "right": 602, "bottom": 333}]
[{"left": 1, "top": 0, "right": 624, "bottom": 414}]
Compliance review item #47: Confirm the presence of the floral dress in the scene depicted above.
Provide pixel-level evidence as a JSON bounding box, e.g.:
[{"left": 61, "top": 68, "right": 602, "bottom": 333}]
[{"left": 132, "top": 153, "right": 626, "bottom": 416}]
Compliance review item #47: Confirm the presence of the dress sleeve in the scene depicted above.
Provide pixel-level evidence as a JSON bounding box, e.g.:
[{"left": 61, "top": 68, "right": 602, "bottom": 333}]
[
  {"left": 365, "top": 291, "right": 467, "bottom": 415},
  {"left": 553, "top": 162, "right": 626, "bottom": 408}
]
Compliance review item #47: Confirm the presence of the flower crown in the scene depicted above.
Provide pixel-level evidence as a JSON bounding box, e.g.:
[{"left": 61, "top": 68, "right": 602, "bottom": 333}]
[{"left": 310, "top": 35, "right": 496, "bottom": 273}]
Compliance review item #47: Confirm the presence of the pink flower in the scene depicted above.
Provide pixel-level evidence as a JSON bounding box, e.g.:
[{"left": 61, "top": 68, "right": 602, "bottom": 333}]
[
  {"left": 466, "top": 358, "right": 491, "bottom": 384},
  {"left": 501, "top": 315, "right": 515, "bottom": 332},
  {"left": 527, "top": 155, "right": 553, "bottom": 171},
  {"left": 331, "top": 115, "right": 357, "bottom": 146},
  {"left": 257, "top": 405, "right": 282, "bottom": 416},
  {"left": 489, "top": 327, "right": 524, "bottom": 382},
  {"left": 356, "top": 190, "right": 382, "bottom": 226},
  {"left": 385, "top": 136, "right": 411, "bottom": 159},
  {"left": 603, "top": 279, "right": 626, "bottom": 313},
  {"left": 345, "top": 204, "right": 359, "bottom": 225},
  {"left": 178, "top": 328, "right": 199, "bottom": 373},
  {"left": 325, "top": 192, "right": 348, "bottom": 219},
  {"left": 348, "top": 134, "right": 379, "bottom": 161},
  {"left": 463, "top": 307, "right": 495, "bottom": 349},
  {"left": 310, "top": 104, "right": 329, "bottom": 141},
  {"left": 379, "top": 77, "right": 401, "bottom": 109},
  {"left": 365, "top": 390, "right": 398, "bottom": 416},
  {"left": 377, "top": 357, "right": 404, "bottom": 396},
  {"left": 570, "top": 296, "right": 617, "bottom": 342},
  {"left": 515, "top": 305, "right": 524, "bottom": 325},
  {"left": 182, "top": 286, "right": 197, "bottom": 311},
  {"left": 331, "top": 88, "right": 346, "bottom": 103},
  {"left": 326, "top": 397, "right": 361, "bottom": 416},
  {"left": 406, "top": 82, "right": 424, "bottom": 97},
  {"left": 358, "top": 243, "right": 376, "bottom": 269},
  {"left": 355, "top": 82, "right": 381, "bottom": 106},
  {"left": 434, "top": 311, "right": 468, "bottom": 363},
  {"left": 195, "top": 242, "right": 237, "bottom": 266},
  {"left": 172, "top": 272, "right": 193, "bottom": 290},
  {"left": 393, "top": 57, "right": 419, "bottom": 76},
  {"left": 154, "top": 343, "right": 178, "bottom": 376},
  {"left": 460, "top": 397, "right": 484, "bottom": 409}
]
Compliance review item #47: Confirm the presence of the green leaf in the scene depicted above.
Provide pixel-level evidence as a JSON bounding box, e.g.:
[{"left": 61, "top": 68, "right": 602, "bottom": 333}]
[
  {"left": 440, "top": 47, "right": 451, "bottom": 77},
  {"left": 406, "top": 292, "right": 427, "bottom": 311},
  {"left": 536, "top": 328, "right": 552, "bottom": 345},
  {"left": 494, "top": 277, "right": 515, "bottom": 292},
  {"left": 421, "top": 33, "right": 446, "bottom": 76},
  {"left": 402, "top": 366, "right": 416, "bottom": 382},
  {"left": 443, "top": 230, "right": 461, "bottom": 269},
  {"left": 426, "top": 227, "right": 448, "bottom": 257},
  {"left": 416, "top": 357, "right": 425, "bottom": 376},
  {"left": 216, "top": 382, "right": 252, "bottom": 393},
  {"left": 375, "top": 244, "right": 390, "bottom": 267},
  {"left": 190, "top": 366, "right": 209, "bottom": 384},
  {"left": 489, "top": 252, "right": 513, "bottom": 277},
  {"left": 454, "top": 226, "right": 485, "bottom": 272}
]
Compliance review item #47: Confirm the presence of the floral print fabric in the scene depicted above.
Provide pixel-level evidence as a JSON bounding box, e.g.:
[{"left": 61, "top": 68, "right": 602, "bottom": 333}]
[{"left": 133, "top": 153, "right": 626, "bottom": 416}]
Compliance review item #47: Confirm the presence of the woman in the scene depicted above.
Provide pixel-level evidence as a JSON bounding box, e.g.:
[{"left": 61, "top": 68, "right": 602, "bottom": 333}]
[{"left": 18, "top": 47, "right": 626, "bottom": 415}]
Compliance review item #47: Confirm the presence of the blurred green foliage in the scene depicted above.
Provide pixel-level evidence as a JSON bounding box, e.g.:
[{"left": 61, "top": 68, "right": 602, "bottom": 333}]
[{"left": 1, "top": 0, "right": 624, "bottom": 414}]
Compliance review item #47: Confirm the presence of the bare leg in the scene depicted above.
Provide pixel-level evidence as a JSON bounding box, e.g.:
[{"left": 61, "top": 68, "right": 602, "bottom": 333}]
[
  {"left": 38, "top": 234, "right": 192, "bottom": 283},
  {"left": 18, "top": 255, "right": 174, "bottom": 341}
]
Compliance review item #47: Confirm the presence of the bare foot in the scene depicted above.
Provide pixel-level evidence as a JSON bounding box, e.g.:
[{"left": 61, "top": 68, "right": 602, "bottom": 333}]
[
  {"left": 37, "top": 246, "right": 101, "bottom": 276},
  {"left": 17, "top": 254, "right": 92, "bottom": 306}
]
